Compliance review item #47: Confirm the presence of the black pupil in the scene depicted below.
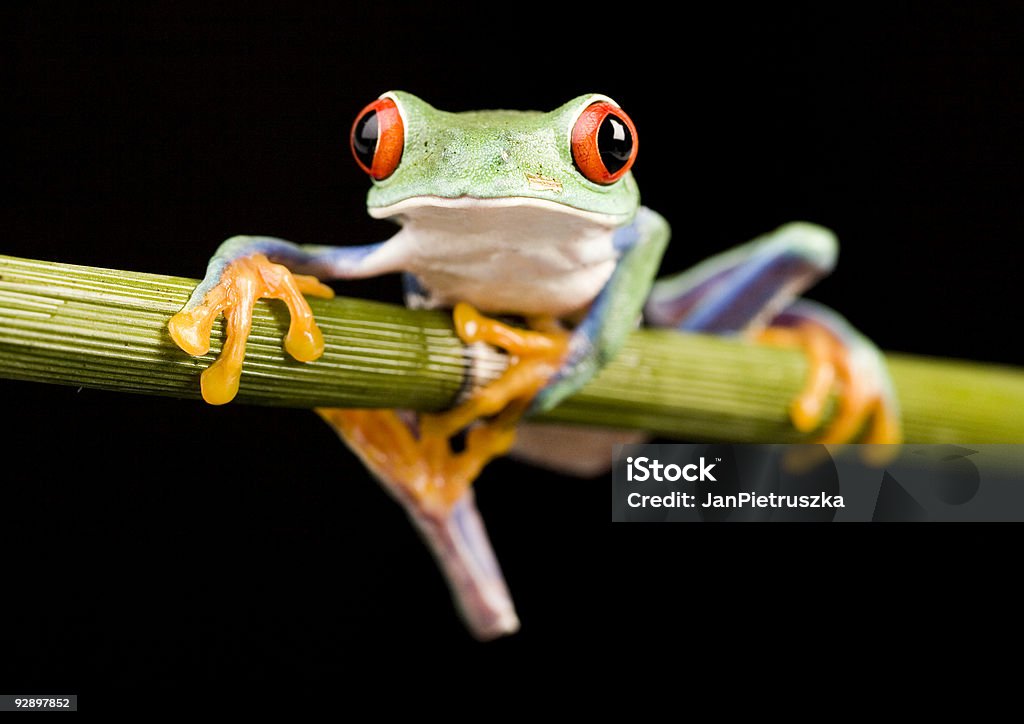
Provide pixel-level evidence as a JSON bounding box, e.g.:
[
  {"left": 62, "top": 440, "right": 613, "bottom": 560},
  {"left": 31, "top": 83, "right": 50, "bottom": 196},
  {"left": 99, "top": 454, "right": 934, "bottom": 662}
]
[
  {"left": 597, "top": 114, "right": 633, "bottom": 174},
  {"left": 353, "top": 110, "right": 379, "bottom": 168}
]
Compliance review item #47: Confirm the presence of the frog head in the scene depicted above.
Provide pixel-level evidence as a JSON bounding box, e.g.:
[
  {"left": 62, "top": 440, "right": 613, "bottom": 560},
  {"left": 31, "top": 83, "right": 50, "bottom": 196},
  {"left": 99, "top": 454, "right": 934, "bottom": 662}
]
[{"left": 349, "top": 91, "right": 641, "bottom": 227}]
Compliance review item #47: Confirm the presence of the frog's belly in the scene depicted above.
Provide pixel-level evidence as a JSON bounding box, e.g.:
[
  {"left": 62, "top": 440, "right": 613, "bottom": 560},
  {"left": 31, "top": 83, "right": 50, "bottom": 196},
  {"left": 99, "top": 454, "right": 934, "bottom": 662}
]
[{"left": 413, "top": 258, "right": 617, "bottom": 317}]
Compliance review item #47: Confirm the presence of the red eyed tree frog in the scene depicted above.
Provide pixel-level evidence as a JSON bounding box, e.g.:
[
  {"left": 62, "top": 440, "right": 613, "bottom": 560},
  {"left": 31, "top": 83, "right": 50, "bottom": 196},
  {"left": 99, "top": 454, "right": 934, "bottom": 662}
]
[{"left": 168, "top": 92, "right": 901, "bottom": 639}]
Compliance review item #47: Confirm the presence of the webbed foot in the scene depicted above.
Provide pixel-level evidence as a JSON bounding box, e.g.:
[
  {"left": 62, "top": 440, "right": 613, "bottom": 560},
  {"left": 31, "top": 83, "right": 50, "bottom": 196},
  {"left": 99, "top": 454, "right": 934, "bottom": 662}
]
[
  {"left": 759, "top": 321, "right": 902, "bottom": 445},
  {"left": 169, "top": 253, "right": 334, "bottom": 404}
]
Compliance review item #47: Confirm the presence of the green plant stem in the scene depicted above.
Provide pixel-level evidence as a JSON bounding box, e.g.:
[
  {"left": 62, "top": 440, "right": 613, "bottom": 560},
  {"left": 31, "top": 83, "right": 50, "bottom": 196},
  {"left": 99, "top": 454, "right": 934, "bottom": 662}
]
[{"left": 0, "top": 254, "right": 1021, "bottom": 442}]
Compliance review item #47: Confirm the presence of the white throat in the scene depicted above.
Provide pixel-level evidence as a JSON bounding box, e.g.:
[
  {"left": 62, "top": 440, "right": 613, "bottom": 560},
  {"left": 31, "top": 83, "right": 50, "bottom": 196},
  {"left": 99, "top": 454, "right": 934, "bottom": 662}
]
[{"left": 369, "top": 196, "right": 624, "bottom": 317}]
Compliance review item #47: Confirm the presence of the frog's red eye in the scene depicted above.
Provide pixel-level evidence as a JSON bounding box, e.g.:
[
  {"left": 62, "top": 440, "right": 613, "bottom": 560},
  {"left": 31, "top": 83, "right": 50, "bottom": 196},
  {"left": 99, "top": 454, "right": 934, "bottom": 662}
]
[
  {"left": 571, "top": 101, "right": 638, "bottom": 185},
  {"left": 351, "top": 97, "right": 404, "bottom": 180}
]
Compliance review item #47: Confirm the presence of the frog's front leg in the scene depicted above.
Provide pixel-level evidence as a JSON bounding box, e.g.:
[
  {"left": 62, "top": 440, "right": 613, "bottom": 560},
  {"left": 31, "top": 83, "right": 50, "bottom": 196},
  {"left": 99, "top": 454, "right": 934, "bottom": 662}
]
[
  {"left": 168, "top": 235, "right": 403, "bottom": 404},
  {"left": 645, "top": 222, "right": 901, "bottom": 442}
]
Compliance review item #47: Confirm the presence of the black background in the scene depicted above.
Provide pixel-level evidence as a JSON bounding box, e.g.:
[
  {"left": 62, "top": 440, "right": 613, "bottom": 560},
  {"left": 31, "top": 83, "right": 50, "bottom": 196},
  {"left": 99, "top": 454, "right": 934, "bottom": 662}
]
[{"left": 1, "top": 2, "right": 1020, "bottom": 696}]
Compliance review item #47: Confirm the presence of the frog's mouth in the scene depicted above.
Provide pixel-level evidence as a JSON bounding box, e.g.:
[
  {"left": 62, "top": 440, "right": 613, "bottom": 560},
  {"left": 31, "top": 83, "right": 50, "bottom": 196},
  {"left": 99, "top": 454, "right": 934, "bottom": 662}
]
[{"left": 367, "top": 195, "right": 632, "bottom": 228}]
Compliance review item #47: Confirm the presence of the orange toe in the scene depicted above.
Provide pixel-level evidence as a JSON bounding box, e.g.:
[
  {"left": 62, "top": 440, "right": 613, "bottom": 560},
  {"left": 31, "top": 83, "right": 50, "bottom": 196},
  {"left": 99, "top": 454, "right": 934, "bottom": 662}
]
[
  {"left": 758, "top": 322, "right": 902, "bottom": 444},
  {"left": 169, "top": 253, "right": 328, "bottom": 405}
]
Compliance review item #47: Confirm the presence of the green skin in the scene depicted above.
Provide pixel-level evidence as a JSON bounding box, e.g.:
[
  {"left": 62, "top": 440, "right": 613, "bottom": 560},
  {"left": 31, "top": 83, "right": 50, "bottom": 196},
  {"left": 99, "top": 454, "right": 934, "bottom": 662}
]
[{"left": 367, "top": 91, "right": 640, "bottom": 219}]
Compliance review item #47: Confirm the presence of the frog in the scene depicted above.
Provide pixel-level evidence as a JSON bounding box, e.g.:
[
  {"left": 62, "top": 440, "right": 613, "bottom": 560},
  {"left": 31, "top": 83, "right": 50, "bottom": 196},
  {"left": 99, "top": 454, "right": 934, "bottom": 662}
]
[{"left": 168, "top": 91, "right": 901, "bottom": 640}]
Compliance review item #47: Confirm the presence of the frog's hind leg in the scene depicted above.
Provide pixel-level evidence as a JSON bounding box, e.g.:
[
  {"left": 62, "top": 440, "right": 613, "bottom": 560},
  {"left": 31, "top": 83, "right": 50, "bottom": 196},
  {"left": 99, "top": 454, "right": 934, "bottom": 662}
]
[
  {"left": 510, "top": 423, "right": 648, "bottom": 477},
  {"left": 316, "top": 408, "right": 521, "bottom": 640},
  {"left": 645, "top": 222, "right": 901, "bottom": 443},
  {"left": 765, "top": 300, "right": 901, "bottom": 444},
  {"left": 316, "top": 306, "right": 572, "bottom": 639}
]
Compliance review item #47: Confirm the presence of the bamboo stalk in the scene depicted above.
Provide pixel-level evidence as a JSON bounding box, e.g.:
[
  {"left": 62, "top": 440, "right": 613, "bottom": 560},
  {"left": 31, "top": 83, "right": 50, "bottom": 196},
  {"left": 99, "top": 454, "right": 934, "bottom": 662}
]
[{"left": 0, "top": 254, "right": 1021, "bottom": 443}]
